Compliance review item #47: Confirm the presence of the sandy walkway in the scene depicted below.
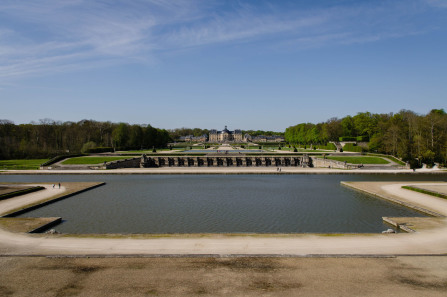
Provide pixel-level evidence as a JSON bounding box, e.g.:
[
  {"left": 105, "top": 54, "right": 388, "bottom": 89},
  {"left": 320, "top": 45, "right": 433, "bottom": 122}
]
[
  {"left": 383, "top": 183, "right": 447, "bottom": 216},
  {"left": 0, "top": 184, "right": 66, "bottom": 215},
  {"left": 0, "top": 181, "right": 447, "bottom": 256}
]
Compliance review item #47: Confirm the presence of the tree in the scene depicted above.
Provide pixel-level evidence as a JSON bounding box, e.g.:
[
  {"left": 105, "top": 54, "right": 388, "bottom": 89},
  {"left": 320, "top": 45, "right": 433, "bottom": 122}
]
[
  {"left": 325, "top": 117, "right": 343, "bottom": 141},
  {"left": 112, "top": 123, "right": 129, "bottom": 149},
  {"left": 341, "top": 116, "right": 356, "bottom": 137}
]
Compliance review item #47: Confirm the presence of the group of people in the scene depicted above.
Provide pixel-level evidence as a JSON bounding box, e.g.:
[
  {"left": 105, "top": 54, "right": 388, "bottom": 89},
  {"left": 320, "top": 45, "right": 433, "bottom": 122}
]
[
  {"left": 52, "top": 183, "right": 61, "bottom": 189},
  {"left": 276, "top": 167, "right": 282, "bottom": 172}
]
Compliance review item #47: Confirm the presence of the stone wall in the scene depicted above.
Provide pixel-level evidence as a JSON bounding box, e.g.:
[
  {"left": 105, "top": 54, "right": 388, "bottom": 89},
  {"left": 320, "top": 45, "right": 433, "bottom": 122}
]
[
  {"left": 140, "top": 155, "right": 313, "bottom": 168},
  {"left": 105, "top": 157, "right": 141, "bottom": 169},
  {"left": 102, "top": 155, "right": 358, "bottom": 169},
  {"left": 311, "top": 157, "right": 347, "bottom": 169}
]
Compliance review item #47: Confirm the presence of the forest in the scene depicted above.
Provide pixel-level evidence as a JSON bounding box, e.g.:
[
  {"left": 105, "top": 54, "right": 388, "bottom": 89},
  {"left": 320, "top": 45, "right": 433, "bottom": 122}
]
[
  {"left": 0, "top": 119, "right": 171, "bottom": 159},
  {"left": 1, "top": 109, "right": 446, "bottom": 166},
  {"left": 285, "top": 109, "right": 447, "bottom": 165}
]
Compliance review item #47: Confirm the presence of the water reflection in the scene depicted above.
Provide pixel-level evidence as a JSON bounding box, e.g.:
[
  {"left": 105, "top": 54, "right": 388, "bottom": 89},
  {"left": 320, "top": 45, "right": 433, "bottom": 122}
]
[{"left": 1, "top": 174, "right": 444, "bottom": 234}]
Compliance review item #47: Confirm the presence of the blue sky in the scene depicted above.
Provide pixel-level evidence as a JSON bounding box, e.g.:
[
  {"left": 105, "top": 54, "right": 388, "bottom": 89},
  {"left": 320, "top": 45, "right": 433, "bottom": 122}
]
[{"left": 1, "top": 0, "right": 446, "bottom": 131}]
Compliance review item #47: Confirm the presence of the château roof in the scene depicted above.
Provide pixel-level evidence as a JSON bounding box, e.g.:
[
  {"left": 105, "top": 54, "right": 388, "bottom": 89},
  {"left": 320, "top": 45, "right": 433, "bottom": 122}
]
[{"left": 209, "top": 126, "right": 241, "bottom": 135}]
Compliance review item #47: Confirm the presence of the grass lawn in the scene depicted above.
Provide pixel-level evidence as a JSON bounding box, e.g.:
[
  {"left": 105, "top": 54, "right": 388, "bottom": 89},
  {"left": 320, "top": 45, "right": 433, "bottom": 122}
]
[
  {"left": 367, "top": 154, "right": 406, "bottom": 166},
  {"left": 326, "top": 156, "right": 390, "bottom": 164},
  {"left": 0, "top": 159, "right": 49, "bottom": 170},
  {"left": 117, "top": 149, "right": 175, "bottom": 153},
  {"left": 61, "top": 156, "right": 131, "bottom": 165}
]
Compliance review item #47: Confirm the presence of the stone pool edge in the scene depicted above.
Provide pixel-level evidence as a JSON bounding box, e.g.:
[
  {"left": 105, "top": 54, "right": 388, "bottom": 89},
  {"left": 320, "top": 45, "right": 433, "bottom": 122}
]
[{"left": 1, "top": 181, "right": 447, "bottom": 256}]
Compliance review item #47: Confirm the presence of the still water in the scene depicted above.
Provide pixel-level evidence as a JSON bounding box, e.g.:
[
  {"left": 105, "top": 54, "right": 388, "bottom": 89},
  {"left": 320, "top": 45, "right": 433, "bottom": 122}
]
[{"left": 1, "top": 174, "right": 444, "bottom": 234}]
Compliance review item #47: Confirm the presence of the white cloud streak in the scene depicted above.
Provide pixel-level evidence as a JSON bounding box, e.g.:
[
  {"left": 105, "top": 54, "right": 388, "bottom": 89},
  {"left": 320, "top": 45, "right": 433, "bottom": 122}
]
[
  {"left": 0, "top": 0, "right": 443, "bottom": 80},
  {"left": 426, "top": 0, "right": 447, "bottom": 8}
]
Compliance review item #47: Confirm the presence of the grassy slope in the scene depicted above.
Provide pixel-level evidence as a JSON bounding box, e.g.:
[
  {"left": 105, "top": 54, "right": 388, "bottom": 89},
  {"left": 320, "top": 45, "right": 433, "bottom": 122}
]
[
  {"left": 367, "top": 154, "right": 406, "bottom": 166},
  {"left": 61, "top": 157, "right": 131, "bottom": 165},
  {"left": 0, "top": 159, "right": 49, "bottom": 170}
]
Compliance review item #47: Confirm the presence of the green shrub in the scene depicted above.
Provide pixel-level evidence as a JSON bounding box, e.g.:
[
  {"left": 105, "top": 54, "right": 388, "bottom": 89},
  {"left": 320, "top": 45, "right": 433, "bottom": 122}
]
[{"left": 81, "top": 141, "right": 97, "bottom": 153}]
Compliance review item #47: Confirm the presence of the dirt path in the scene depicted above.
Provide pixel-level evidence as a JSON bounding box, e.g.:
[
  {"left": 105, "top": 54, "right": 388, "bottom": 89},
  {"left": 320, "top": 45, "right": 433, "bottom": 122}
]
[{"left": 1, "top": 256, "right": 447, "bottom": 296}]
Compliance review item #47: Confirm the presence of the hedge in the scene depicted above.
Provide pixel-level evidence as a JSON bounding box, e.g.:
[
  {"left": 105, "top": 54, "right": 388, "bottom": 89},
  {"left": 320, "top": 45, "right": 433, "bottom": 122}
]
[
  {"left": 339, "top": 137, "right": 356, "bottom": 141},
  {"left": 0, "top": 186, "right": 45, "bottom": 200},
  {"left": 356, "top": 136, "right": 369, "bottom": 142},
  {"left": 85, "top": 147, "right": 113, "bottom": 153}
]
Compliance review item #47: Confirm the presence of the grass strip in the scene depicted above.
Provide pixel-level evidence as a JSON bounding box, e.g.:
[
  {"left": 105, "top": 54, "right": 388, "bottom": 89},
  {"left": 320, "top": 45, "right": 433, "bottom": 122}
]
[
  {"left": 0, "top": 186, "right": 45, "bottom": 200},
  {"left": 325, "top": 156, "right": 389, "bottom": 164},
  {"left": 0, "top": 159, "right": 49, "bottom": 170},
  {"left": 402, "top": 186, "right": 447, "bottom": 200},
  {"left": 61, "top": 157, "right": 131, "bottom": 165}
]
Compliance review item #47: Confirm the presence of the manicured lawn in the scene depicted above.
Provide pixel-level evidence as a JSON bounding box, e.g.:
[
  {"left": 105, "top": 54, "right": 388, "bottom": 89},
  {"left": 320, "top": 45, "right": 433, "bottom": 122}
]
[
  {"left": 326, "top": 156, "right": 390, "bottom": 164},
  {"left": 0, "top": 159, "right": 49, "bottom": 170},
  {"left": 367, "top": 154, "right": 406, "bottom": 165},
  {"left": 117, "top": 149, "right": 175, "bottom": 153},
  {"left": 61, "top": 157, "right": 131, "bottom": 165}
]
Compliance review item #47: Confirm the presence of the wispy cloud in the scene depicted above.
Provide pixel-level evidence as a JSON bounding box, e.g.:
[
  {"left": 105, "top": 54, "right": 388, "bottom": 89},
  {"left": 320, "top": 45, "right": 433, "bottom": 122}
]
[
  {"left": 426, "top": 0, "right": 447, "bottom": 8},
  {"left": 0, "top": 0, "right": 444, "bottom": 80}
]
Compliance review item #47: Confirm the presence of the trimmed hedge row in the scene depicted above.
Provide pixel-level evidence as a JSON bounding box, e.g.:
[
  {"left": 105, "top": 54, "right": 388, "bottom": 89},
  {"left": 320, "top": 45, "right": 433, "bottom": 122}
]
[
  {"left": 402, "top": 186, "right": 447, "bottom": 199},
  {"left": 0, "top": 186, "right": 45, "bottom": 200},
  {"left": 339, "top": 137, "right": 356, "bottom": 141},
  {"left": 85, "top": 147, "right": 113, "bottom": 153},
  {"left": 339, "top": 136, "right": 369, "bottom": 142}
]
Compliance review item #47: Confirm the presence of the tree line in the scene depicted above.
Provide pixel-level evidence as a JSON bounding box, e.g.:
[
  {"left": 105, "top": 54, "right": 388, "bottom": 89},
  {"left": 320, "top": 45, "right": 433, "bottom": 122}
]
[
  {"left": 285, "top": 109, "right": 447, "bottom": 165},
  {"left": 0, "top": 119, "right": 171, "bottom": 159},
  {"left": 167, "top": 127, "right": 284, "bottom": 140},
  {"left": 167, "top": 128, "right": 210, "bottom": 140}
]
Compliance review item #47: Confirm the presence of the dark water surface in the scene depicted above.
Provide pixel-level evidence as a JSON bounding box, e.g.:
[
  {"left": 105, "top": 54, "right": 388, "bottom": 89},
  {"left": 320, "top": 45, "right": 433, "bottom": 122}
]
[{"left": 1, "top": 174, "right": 445, "bottom": 234}]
